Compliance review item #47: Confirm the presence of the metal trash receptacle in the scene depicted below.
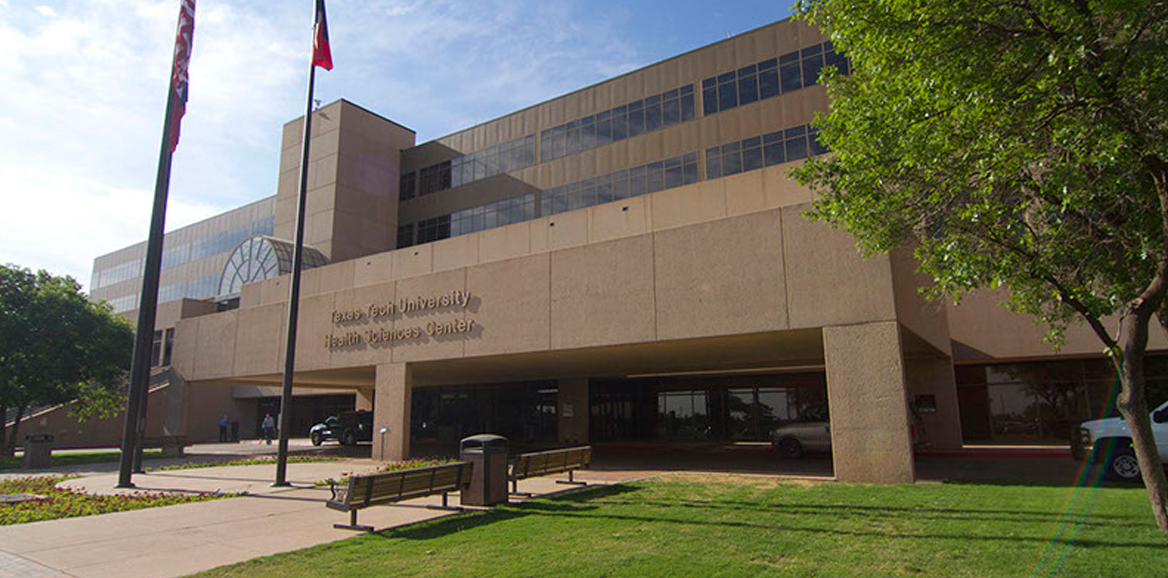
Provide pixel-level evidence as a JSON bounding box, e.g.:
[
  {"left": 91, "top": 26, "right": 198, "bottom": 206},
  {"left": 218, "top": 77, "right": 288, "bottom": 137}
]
[
  {"left": 23, "top": 433, "right": 53, "bottom": 469},
  {"left": 459, "top": 434, "right": 509, "bottom": 506}
]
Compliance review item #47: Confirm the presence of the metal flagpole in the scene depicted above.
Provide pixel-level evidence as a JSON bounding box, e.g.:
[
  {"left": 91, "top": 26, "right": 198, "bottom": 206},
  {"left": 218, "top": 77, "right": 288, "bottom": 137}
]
[
  {"left": 274, "top": 2, "right": 325, "bottom": 486},
  {"left": 118, "top": 0, "right": 195, "bottom": 489}
]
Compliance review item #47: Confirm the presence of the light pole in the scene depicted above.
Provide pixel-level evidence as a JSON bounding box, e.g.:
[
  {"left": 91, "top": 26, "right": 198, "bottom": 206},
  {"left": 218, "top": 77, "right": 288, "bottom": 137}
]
[{"left": 378, "top": 427, "right": 388, "bottom": 462}]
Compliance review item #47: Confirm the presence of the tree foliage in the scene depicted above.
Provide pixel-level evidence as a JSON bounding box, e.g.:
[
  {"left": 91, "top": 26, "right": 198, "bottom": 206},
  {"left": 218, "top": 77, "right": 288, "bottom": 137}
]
[
  {"left": 792, "top": 0, "right": 1168, "bottom": 532},
  {"left": 0, "top": 264, "right": 133, "bottom": 456}
]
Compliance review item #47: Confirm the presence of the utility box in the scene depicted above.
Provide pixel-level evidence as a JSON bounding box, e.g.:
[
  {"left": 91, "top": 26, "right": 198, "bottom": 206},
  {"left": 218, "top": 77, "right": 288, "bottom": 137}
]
[
  {"left": 459, "top": 434, "right": 509, "bottom": 506},
  {"left": 23, "top": 433, "right": 53, "bottom": 469}
]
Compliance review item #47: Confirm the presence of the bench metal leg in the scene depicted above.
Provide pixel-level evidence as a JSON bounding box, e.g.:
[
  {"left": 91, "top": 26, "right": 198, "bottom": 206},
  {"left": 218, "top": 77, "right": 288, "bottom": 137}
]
[
  {"left": 333, "top": 510, "right": 375, "bottom": 532},
  {"left": 555, "top": 470, "right": 587, "bottom": 486},
  {"left": 509, "top": 477, "right": 533, "bottom": 497},
  {"left": 426, "top": 491, "right": 464, "bottom": 512}
]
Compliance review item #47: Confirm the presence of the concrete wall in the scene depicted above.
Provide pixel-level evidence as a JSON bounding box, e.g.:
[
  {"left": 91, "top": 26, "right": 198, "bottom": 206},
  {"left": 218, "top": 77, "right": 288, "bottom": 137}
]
[
  {"left": 177, "top": 198, "right": 898, "bottom": 381},
  {"left": 276, "top": 101, "right": 416, "bottom": 262}
]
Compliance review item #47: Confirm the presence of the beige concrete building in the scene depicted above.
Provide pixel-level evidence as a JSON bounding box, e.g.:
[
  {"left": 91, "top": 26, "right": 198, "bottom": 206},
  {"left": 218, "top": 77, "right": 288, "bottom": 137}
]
[{"left": 77, "top": 17, "right": 1168, "bottom": 481}]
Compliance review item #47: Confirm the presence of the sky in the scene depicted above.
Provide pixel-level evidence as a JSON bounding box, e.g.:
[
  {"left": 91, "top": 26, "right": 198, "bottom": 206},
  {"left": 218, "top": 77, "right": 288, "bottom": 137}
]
[{"left": 0, "top": 0, "right": 798, "bottom": 291}]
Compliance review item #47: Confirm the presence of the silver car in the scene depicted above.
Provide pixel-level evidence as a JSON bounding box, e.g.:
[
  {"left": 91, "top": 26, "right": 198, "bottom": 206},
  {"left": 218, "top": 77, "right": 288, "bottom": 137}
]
[{"left": 772, "top": 405, "right": 831, "bottom": 458}]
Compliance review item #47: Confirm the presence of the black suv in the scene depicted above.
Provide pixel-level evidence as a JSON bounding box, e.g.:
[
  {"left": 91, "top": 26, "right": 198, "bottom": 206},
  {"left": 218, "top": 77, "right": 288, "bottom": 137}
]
[{"left": 309, "top": 410, "right": 374, "bottom": 446}]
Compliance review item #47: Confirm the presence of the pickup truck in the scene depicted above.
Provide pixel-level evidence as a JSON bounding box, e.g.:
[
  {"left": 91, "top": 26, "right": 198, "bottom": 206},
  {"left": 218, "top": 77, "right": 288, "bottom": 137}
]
[{"left": 1072, "top": 400, "right": 1168, "bottom": 481}]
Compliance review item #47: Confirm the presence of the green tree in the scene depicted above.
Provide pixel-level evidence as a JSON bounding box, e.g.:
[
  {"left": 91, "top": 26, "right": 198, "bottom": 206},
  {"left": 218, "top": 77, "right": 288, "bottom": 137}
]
[
  {"left": 0, "top": 264, "right": 133, "bottom": 456},
  {"left": 792, "top": 0, "right": 1168, "bottom": 531}
]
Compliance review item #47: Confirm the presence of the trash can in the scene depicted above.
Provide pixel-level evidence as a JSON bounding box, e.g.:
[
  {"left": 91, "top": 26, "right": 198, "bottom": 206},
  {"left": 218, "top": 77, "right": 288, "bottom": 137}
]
[
  {"left": 23, "top": 433, "right": 53, "bottom": 469},
  {"left": 459, "top": 434, "right": 509, "bottom": 506}
]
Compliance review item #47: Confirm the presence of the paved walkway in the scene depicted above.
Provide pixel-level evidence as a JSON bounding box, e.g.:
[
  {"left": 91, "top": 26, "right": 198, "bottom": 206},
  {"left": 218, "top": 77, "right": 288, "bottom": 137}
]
[{"left": 0, "top": 454, "right": 651, "bottom": 578}]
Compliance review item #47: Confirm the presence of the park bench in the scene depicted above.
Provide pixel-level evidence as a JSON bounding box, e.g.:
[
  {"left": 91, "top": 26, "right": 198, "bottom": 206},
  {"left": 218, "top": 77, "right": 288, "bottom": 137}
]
[
  {"left": 326, "top": 461, "right": 474, "bottom": 532},
  {"left": 509, "top": 445, "right": 592, "bottom": 496},
  {"left": 142, "top": 435, "right": 186, "bottom": 457}
]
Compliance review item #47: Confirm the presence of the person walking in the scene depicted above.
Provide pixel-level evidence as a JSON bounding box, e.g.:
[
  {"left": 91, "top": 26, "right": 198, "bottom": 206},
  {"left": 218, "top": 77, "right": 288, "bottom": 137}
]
[
  {"left": 218, "top": 415, "right": 229, "bottom": 443},
  {"left": 261, "top": 413, "right": 275, "bottom": 445}
]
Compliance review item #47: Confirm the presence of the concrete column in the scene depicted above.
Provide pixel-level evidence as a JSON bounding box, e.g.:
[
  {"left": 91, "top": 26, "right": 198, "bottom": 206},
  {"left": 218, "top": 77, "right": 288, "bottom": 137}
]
[
  {"left": 824, "top": 322, "right": 915, "bottom": 483},
  {"left": 163, "top": 370, "right": 188, "bottom": 437},
  {"left": 558, "top": 378, "right": 589, "bottom": 445},
  {"left": 905, "top": 355, "right": 963, "bottom": 449},
  {"left": 355, "top": 387, "right": 374, "bottom": 412},
  {"left": 373, "top": 363, "right": 412, "bottom": 461}
]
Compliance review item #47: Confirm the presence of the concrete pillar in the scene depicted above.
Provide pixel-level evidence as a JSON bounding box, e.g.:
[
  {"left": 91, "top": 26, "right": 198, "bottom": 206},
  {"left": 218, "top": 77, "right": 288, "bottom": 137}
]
[
  {"left": 355, "top": 387, "right": 374, "bottom": 412},
  {"left": 905, "top": 355, "right": 963, "bottom": 449},
  {"left": 824, "top": 322, "right": 915, "bottom": 483},
  {"left": 558, "top": 378, "right": 589, "bottom": 445},
  {"left": 373, "top": 363, "right": 412, "bottom": 461},
  {"left": 163, "top": 370, "right": 188, "bottom": 437}
]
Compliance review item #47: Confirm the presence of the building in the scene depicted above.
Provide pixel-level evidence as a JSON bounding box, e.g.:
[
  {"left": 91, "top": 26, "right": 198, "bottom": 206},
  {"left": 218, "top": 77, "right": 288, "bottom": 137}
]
[{"left": 81, "top": 17, "right": 1168, "bottom": 483}]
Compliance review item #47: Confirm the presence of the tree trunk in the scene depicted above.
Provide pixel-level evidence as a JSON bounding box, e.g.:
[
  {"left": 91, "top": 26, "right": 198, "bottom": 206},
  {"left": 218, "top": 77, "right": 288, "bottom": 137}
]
[
  {"left": 1117, "top": 312, "right": 1168, "bottom": 534},
  {"left": 0, "top": 404, "right": 8, "bottom": 458},
  {"left": 4, "top": 404, "right": 25, "bottom": 458}
]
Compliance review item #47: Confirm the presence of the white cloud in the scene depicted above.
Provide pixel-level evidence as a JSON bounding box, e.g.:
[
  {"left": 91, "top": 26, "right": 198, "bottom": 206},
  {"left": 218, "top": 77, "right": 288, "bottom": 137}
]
[{"left": 35, "top": 5, "right": 55, "bottom": 17}]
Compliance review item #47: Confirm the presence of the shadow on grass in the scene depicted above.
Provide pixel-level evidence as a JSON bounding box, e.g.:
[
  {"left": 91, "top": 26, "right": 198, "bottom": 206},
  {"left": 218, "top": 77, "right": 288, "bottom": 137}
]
[{"left": 369, "top": 482, "right": 1161, "bottom": 551}]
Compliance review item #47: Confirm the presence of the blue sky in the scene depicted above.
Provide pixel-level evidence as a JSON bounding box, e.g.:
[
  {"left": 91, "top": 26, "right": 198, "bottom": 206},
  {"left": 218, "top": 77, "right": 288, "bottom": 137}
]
[{"left": 0, "top": 0, "right": 798, "bottom": 290}]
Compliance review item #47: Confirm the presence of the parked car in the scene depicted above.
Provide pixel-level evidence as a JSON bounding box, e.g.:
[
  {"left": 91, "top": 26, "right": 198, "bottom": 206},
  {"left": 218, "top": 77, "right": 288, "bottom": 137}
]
[
  {"left": 772, "top": 405, "right": 831, "bottom": 458},
  {"left": 310, "top": 410, "right": 374, "bottom": 446},
  {"left": 1072, "top": 400, "right": 1168, "bottom": 481}
]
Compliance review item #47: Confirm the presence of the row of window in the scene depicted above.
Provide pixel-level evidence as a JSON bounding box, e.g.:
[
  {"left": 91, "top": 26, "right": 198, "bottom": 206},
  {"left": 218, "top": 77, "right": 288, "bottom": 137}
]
[
  {"left": 540, "top": 85, "right": 696, "bottom": 163},
  {"left": 705, "top": 124, "right": 827, "bottom": 180},
  {"left": 398, "top": 123, "right": 825, "bottom": 249},
  {"left": 451, "top": 135, "right": 537, "bottom": 188},
  {"left": 541, "top": 153, "right": 699, "bottom": 217},
  {"left": 93, "top": 260, "right": 142, "bottom": 289},
  {"left": 406, "top": 193, "right": 539, "bottom": 247},
  {"left": 402, "top": 43, "right": 844, "bottom": 203},
  {"left": 106, "top": 294, "right": 138, "bottom": 314},
  {"left": 419, "top": 161, "right": 452, "bottom": 197},
  {"left": 94, "top": 217, "right": 274, "bottom": 289},
  {"left": 701, "top": 41, "right": 849, "bottom": 117}
]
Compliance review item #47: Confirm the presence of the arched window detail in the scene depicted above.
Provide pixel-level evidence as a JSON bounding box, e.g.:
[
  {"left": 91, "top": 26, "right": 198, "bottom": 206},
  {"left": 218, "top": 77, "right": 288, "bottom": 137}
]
[{"left": 217, "top": 236, "right": 329, "bottom": 297}]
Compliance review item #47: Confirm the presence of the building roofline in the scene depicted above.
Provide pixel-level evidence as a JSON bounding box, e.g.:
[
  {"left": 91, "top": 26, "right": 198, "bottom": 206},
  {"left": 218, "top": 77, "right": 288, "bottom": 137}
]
[{"left": 283, "top": 98, "right": 417, "bottom": 135}]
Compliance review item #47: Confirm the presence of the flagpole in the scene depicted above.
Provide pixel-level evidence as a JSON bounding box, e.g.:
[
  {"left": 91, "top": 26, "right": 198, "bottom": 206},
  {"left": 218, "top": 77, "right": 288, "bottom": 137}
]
[
  {"left": 116, "top": 55, "right": 182, "bottom": 491},
  {"left": 273, "top": 43, "right": 319, "bottom": 488}
]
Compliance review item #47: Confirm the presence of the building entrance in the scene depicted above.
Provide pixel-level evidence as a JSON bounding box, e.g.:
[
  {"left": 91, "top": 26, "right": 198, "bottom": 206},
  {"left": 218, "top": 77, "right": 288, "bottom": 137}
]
[{"left": 411, "top": 381, "right": 558, "bottom": 454}]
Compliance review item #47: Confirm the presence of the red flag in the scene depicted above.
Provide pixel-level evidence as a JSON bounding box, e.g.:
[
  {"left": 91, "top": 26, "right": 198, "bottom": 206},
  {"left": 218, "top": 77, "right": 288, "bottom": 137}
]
[
  {"left": 167, "top": 0, "right": 196, "bottom": 152},
  {"left": 312, "top": 0, "right": 333, "bottom": 70}
]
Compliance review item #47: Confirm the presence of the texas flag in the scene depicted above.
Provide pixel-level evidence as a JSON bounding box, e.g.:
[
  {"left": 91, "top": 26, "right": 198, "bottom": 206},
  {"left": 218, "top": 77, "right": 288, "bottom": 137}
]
[{"left": 312, "top": 0, "right": 333, "bottom": 70}]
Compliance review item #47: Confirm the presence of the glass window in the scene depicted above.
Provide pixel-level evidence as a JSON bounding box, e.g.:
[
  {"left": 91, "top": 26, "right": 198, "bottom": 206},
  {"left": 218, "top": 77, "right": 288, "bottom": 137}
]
[
  {"left": 399, "top": 171, "right": 416, "bottom": 201},
  {"left": 758, "top": 59, "right": 780, "bottom": 99},
  {"left": 703, "top": 84, "right": 718, "bottom": 115},
  {"left": 163, "top": 328, "right": 175, "bottom": 366},
  {"left": 645, "top": 101, "right": 662, "bottom": 132},
  {"left": 627, "top": 105, "right": 645, "bottom": 137},
  {"left": 718, "top": 80, "right": 738, "bottom": 110},
  {"left": 705, "top": 148, "right": 721, "bottom": 179},
  {"left": 738, "top": 69, "right": 758, "bottom": 106},
  {"left": 802, "top": 52, "right": 825, "bottom": 87},
  {"left": 780, "top": 61, "right": 802, "bottom": 93}
]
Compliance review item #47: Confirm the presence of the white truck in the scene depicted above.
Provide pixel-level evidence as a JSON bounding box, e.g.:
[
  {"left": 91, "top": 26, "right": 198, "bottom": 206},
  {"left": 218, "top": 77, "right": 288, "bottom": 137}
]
[{"left": 1072, "top": 400, "right": 1168, "bottom": 481}]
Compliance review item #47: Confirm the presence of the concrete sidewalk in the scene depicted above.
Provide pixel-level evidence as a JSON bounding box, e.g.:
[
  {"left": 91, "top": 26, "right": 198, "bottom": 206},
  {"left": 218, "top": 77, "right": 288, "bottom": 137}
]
[{"left": 0, "top": 459, "right": 649, "bottom": 578}]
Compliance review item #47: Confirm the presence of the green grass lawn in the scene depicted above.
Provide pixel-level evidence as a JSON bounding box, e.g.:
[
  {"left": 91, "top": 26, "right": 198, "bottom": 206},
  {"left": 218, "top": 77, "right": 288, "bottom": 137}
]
[
  {"left": 186, "top": 475, "right": 1165, "bottom": 578},
  {"left": 0, "top": 449, "right": 162, "bottom": 471}
]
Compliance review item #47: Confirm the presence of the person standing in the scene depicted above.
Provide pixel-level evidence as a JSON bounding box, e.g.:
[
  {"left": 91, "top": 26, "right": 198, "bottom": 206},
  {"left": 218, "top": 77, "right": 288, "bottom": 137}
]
[
  {"left": 262, "top": 413, "right": 275, "bottom": 445},
  {"left": 218, "top": 415, "right": 229, "bottom": 443},
  {"left": 230, "top": 418, "right": 240, "bottom": 442}
]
